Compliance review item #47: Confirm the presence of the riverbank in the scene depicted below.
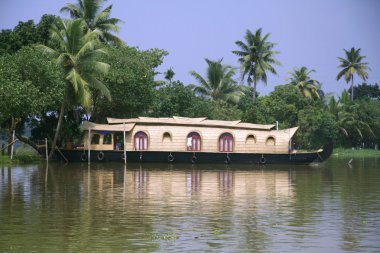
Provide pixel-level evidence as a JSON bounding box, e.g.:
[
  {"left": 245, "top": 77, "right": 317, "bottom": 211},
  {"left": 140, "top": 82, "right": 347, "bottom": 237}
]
[
  {"left": 333, "top": 148, "right": 380, "bottom": 158},
  {"left": 1, "top": 148, "right": 41, "bottom": 164}
]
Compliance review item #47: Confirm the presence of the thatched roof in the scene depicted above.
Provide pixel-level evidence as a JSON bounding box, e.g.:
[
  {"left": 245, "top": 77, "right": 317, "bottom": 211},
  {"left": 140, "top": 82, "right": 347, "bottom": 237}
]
[{"left": 106, "top": 116, "right": 275, "bottom": 130}]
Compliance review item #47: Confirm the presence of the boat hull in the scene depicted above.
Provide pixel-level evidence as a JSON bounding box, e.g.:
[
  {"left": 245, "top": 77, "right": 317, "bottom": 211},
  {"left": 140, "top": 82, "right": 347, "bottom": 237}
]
[{"left": 56, "top": 143, "right": 332, "bottom": 165}]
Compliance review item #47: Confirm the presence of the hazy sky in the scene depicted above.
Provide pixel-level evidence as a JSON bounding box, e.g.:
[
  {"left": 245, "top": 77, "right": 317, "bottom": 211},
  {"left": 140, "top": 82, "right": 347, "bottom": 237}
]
[{"left": 1, "top": 0, "right": 379, "bottom": 96}]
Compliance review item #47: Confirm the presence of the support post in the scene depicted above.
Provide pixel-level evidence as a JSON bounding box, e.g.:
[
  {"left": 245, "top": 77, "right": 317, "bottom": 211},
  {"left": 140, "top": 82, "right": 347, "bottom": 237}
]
[
  {"left": 10, "top": 130, "right": 15, "bottom": 160},
  {"left": 45, "top": 138, "right": 48, "bottom": 163},
  {"left": 88, "top": 128, "right": 91, "bottom": 166},
  {"left": 123, "top": 123, "right": 126, "bottom": 165}
]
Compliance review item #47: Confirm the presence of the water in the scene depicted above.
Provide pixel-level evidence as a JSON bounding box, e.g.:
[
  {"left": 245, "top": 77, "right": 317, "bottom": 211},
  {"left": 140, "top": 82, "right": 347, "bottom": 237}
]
[{"left": 1, "top": 158, "right": 380, "bottom": 252}]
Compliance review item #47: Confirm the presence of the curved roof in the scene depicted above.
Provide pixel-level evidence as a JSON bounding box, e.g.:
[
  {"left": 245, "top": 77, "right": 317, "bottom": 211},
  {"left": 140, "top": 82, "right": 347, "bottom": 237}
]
[{"left": 106, "top": 116, "right": 275, "bottom": 130}]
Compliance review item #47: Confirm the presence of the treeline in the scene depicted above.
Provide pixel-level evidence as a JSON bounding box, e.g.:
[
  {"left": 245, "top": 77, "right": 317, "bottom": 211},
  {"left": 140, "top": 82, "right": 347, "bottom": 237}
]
[{"left": 0, "top": 0, "right": 379, "bottom": 156}]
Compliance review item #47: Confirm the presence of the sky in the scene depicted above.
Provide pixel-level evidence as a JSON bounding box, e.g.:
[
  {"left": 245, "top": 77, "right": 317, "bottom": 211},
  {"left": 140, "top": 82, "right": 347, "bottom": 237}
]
[{"left": 1, "top": 0, "right": 379, "bottom": 96}]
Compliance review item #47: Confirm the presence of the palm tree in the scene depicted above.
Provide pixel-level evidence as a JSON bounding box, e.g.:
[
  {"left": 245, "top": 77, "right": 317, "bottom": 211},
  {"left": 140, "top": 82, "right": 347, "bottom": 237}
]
[
  {"left": 189, "top": 58, "right": 244, "bottom": 104},
  {"left": 60, "top": 0, "right": 124, "bottom": 45},
  {"left": 337, "top": 47, "right": 370, "bottom": 101},
  {"left": 286, "top": 66, "right": 321, "bottom": 100},
  {"left": 328, "top": 90, "right": 374, "bottom": 140},
  {"left": 164, "top": 67, "right": 175, "bottom": 84},
  {"left": 232, "top": 28, "right": 280, "bottom": 102},
  {"left": 38, "top": 18, "right": 111, "bottom": 158}
]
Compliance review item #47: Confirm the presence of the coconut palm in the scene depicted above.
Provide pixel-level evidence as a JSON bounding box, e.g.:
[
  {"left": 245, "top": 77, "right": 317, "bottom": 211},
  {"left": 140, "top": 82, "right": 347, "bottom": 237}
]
[
  {"left": 164, "top": 67, "right": 175, "bottom": 84},
  {"left": 337, "top": 110, "right": 374, "bottom": 140},
  {"left": 232, "top": 28, "right": 280, "bottom": 102},
  {"left": 37, "top": 18, "right": 111, "bottom": 158},
  {"left": 189, "top": 58, "right": 244, "bottom": 104},
  {"left": 60, "top": 0, "right": 124, "bottom": 45},
  {"left": 328, "top": 90, "right": 374, "bottom": 140},
  {"left": 286, "top": 66, "right": 321, "bottom": 100},
  {"left": 337, "top": 47, "right": 370, "bottom": 101}
]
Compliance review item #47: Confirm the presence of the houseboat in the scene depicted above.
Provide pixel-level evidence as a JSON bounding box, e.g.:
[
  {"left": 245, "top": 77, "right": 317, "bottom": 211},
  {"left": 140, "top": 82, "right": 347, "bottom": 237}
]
[{"left": 56, "top": 116, "right": 333, "bottom": 164}]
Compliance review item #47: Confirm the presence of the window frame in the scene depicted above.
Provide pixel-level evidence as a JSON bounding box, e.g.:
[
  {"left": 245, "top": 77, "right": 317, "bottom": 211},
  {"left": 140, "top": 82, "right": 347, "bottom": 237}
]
[
  {"left": 134, "top": 131, "right": 149, "bottom": 151},
  {"left": 187, "top": 132, "right": 202, "bottom": 151},
  {"left": 219, "top": 133, "right": 234, "bottom": 152}
]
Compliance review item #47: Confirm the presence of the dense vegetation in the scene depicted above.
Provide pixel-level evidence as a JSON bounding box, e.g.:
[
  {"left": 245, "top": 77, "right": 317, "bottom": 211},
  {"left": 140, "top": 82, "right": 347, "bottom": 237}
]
[{"left": 0, "top": 0, "right": 379, "bottom": 156}]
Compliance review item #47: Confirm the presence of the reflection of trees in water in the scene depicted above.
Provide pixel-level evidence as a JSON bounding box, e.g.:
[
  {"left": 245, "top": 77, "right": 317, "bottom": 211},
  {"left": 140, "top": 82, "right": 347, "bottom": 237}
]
[
  {"left": 2, "top": 160, "right": 379, "bottom": 252},
  {"left": 329, "top": 158, "right": 377, "bottom": 252}
]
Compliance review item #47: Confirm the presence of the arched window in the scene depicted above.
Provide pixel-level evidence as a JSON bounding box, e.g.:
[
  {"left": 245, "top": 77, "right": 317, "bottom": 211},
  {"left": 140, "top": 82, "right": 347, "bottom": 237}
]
[
  {"left": 245, "top": 134, "right": 256, "bottom": 152},
  {"left": 266, "top": 136, "right": 276, "bottom": 145},
  {"left": 246, "top": 134, "right": 256, "bottom": 144},
  {"left": 162, "top": 132, "right": 172, "bottom": 143},
  {"left": 134, "top": 131, "right": 148, "bottom": 150},
  {"left": 187, "top": 132, "right": 201, "bottom": 151},
  {"left": 219, "top": 133, "right": 234, "bottom": 152}
]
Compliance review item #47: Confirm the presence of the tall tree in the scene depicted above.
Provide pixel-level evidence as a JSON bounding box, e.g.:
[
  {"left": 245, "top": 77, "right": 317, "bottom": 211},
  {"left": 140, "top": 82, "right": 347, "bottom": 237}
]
[
  {"left": 189, "top": 58, "right": 244, "bottom": 104},
  {"left": 233, "top": 28, "right": 280, "bottom": 102},
  {"left": 0, "top": 14, "right": 61, "bottom": 55},
  {"left": 337, "top": 47, "right": 370, "bottom": 101},
  {"left": 90, "top": 46, "right": 167, "bottom": 122},
  {"left": 37, "top": 18, "right": 111, "bottom": 158},
  {"left": 353, "top": 83, "right": 380, "bottom": 100},
  {"left": 164, "top": 67, "right": 175, "bottom": 84},
  {"left": 60, "top": 0, "right": 124, "bottom": 45},
  {"left": 286, "top": 66, "right": 321, "bottom": 100},
  {"left": 327, "top": 90, "right": 374, "bottom": 145},
  {"left": 0, "top": 47, "right": 65, "bottom": 154}
]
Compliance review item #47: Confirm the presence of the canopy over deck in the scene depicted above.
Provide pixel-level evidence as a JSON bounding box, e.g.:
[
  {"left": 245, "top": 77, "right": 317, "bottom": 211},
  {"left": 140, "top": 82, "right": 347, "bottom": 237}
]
[
  {"left": 106, "top": 116, "right": 275, "bottom": 130},
  {"left": 82, "top": 121, "right": 135, "bottom": 132}
]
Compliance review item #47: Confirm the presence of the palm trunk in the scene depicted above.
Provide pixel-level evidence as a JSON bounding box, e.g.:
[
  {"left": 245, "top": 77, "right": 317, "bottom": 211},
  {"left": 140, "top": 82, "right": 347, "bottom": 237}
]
[
  {"left": 253, "top": 81, "right": 257, "bottom": 102},
  {"left": 48, "top": 89, "right": 68, "bottom": 159},
  {"left": 351, "top": 75, "right": 354, "bottom": 101}
]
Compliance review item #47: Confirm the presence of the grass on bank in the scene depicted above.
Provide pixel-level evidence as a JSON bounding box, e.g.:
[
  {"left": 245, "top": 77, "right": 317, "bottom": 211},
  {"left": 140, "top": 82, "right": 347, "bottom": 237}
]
[
  {"left": 1, "top": 146, "right": 41, "bottom": 164},
  {"left": 333, "top": 148, "right": 380, "bottom": 158}
]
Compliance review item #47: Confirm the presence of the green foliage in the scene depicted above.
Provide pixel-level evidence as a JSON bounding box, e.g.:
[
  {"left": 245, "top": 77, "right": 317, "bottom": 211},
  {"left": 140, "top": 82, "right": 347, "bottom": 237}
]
[
  {"left": 233, "top": 28, "right": 280, "bottom": 101},
  {"left": 189, "top": 58, "right": 244, "bottom": 104},
  {"left": 150, "top": 81, "right": 195, "bottom": 117},
  {"left": 333, "top": 148, "right": 380, "bottom": 157},
  {"left": 286, "top": 66, "right": 322, "bottom": 100},
  {"left": 297, "top": 107, "right": 338, "bottom": 149},
  {"left": 0, "top": 15, "right": 61, "bottom": 55},
  {"left": 91, "top": 46, "right": 167, "bottom": 122},
  {"left": 327, "top": 90, "right": 376, "bottom": 147},
  {"left": 38, "top": 18, "right": 111, "bottom": 110},
  {"left": 60, "top": 0, "right": 124, "bottom": 45},
  {"left": 150, "top": 81, "right": 242, "bottom": 120},
  {"left": 337, "top": 47, "right": 370, "bottom": 101},
  {"left": 242, "top": 84, "right": 336, "bottom": 149},
  {"left": 164, "top": 67, "right": 175, "bottom": 84},
  {"left": 207, "top": 101, "right": 242, "bottom": 121},
  {"left": 0, "top": 46, "right": 64, "bottom": 124},
  {"left": 353, "top": 83, "right": 380, "bottom": 100},
  {"left": 352, "top": 100, "right": 379, "bottom": 144},
  {"left": 242, "top": 85, "right": 309, "bottom": 126},
  {"left": 14, "top": 146, "right": 40, "bottom": 164}
]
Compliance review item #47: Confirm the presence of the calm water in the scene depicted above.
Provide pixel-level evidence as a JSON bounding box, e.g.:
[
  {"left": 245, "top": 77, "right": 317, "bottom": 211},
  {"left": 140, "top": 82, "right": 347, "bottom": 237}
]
[{"left": 1, "top": 158, "right": 380, "bottom": 253}]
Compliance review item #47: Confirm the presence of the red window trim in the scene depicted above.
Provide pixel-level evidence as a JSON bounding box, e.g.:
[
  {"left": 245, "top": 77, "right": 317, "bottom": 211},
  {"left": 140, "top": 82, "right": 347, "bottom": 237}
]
[
  {"left": 134, "top": 131, "right": 148, "bottom": 151},
  {"left": 187, "top": 132, "right": 201, "bottom": 151},
  {"left": 219, "top": 133, "right": 234, "bottom": 152}
]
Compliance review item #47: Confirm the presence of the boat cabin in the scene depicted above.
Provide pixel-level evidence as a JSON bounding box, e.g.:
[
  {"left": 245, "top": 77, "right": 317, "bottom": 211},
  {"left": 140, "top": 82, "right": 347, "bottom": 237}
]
[{"left": 80, "top": 116, "right": 298, "bottom": 154}]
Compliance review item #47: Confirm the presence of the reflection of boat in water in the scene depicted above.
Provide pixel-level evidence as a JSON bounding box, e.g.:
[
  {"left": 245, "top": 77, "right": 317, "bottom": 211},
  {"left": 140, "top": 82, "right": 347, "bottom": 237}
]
[
  {"left": 56, "top": 116, "right": 333, "bottom": 164},
  {"left": 78, "top": 163, "right": 297, "bottom": 201}
]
